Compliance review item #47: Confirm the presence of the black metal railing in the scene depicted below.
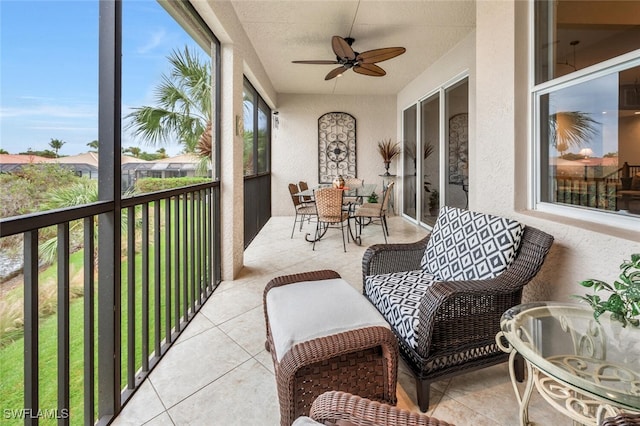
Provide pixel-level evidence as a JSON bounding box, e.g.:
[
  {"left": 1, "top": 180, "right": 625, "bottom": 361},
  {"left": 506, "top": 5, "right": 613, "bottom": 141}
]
[
  {"left": 0, "top": 182, "right": 220, "bottom": 425},
  {"left": 553, "top": 162, "right": 640, "bottom": 212}
]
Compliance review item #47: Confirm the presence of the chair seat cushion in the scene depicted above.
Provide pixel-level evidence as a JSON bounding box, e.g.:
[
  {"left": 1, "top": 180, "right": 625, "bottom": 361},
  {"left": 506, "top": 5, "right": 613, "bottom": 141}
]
[
  {"left": 421, "top": 206, "right": 525, "bottom": 281},
  {"left": 354, "top": 206, "right": 380, "bottom": 217},
  {"left": 266, "top": 278, "right": 390, "bottom": 361},
  {"left": 364, "top": 270, "right": 438, "bottom": 350}
]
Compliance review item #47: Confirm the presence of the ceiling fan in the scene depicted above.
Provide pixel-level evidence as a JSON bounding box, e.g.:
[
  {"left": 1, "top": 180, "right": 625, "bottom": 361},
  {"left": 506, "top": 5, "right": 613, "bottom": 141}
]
[{"left": 292, "top": 36, "right": 406, "bottom": 81}]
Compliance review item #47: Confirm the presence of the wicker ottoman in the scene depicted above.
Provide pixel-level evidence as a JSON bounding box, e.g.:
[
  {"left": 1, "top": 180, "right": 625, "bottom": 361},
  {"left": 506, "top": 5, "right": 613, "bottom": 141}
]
[{"left": 264, "top": 270, "right": 398, "bottom": 426}]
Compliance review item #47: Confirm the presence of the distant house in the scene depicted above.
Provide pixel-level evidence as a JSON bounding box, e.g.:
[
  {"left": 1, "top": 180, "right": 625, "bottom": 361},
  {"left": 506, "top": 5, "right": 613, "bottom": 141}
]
[{"left": 0, "top": 152, "right": 206, "bottom": 192}]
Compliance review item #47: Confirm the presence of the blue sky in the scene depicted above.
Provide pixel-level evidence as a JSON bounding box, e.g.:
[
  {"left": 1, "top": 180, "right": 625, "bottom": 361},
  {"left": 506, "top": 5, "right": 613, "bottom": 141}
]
[{"left": 0, "top": 0, "right": 202, "bottom": 156}]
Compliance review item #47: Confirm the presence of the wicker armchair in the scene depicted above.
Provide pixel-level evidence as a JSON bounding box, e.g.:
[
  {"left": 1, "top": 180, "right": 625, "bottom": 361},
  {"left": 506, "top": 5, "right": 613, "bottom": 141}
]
[
  {"left": 362, "top": 207, "right": 554, "bottom": 411},
  {"left": 601, "top": 413, "right": 640, "bottom": 426},
  {"left": 302, "top": 391, "right": 453, "bottom": 426}
]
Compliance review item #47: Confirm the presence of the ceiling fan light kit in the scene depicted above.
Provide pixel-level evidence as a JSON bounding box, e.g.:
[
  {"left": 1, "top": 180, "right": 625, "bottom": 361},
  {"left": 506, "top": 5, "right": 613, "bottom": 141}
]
[{"left": 292, "top": 35, "right": 406, "bottom": 81}]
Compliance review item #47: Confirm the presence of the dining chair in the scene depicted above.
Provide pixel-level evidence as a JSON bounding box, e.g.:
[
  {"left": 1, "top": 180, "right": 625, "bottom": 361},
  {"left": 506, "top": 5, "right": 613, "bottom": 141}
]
[
  {"left": 288, "top": 183, "right": 317, "bottom": 238},
  {"left": 343, "top": 177, "right": 364, "bottom": 206},
  {"left": 353, "top": 181, "right": 394, "bottom": 243},
  {"left": 313, "top": 187, "right": 350, "bottom": 252},
  {"left": 298, "top": 181, "right": 313, "bottom": 203}
]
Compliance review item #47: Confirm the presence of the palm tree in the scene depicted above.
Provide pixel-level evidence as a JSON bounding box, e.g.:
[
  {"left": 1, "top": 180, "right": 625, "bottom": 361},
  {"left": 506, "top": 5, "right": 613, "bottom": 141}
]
[
  {"left": 125, "top": 46, "right": 211, "bottom": 157},
  {"left": 49, "top": 138, "right": 66, "bottom": 157},
  {"left": 87, "top": 140, "right": 99, "bottom": 152},
  {"left": 549, "top": 111, "right": 599, "bottom": 153},
  {"left": 124, "top": 146, "right": 141, "bottom": 158}
]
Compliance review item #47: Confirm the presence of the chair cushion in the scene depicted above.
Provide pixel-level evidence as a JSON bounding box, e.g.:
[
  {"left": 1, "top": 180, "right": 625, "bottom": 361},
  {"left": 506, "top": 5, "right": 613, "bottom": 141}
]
[
  {"left": 266, "top": 278, "right": 390, "bottom": 361},
  {"left": 364, "top": 270, "right": 438, "bottom": 350},
  {"left": 421, "top": 206, "right": 525, "bottom": 281}
]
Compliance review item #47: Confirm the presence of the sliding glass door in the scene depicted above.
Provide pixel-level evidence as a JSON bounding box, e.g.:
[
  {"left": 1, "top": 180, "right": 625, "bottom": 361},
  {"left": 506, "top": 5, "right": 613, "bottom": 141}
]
[{"left": 402, "top": 76, "right": 468, "bottom": 227}]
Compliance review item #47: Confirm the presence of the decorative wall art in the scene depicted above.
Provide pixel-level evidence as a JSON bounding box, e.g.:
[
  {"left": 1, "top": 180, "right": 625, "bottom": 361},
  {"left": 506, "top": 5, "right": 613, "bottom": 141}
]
[
  {"left": 318, "top": 112, "right": 356, "bottom": 184},
  {"left": 448, "top": 113, "right": 468, "bottom": 185}
]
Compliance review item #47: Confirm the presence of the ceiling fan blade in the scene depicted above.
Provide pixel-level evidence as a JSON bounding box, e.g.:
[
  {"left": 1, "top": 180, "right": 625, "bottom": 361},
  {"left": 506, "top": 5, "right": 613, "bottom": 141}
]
[
  {"left": 332, "top": 36, "right": 355, "bottom": 60},
  {"left": 353, "top": 63, "right": 386, "bottom": 77},
  {"left": 357, "top": 47, "right": 406, "bottom": 64},
  {"left": 292, "top": 60, "right": 339, "bottom": 64},
  {"left": 325, "top": 66, "right": 347, "bottom": 80}
]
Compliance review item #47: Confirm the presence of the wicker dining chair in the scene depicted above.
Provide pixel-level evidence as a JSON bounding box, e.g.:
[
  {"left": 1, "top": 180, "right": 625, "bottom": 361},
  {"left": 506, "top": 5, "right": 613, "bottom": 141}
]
[
  {"left": 343, "top": 177, "right": 364, "bottom": 205},
  {"left": 288, "top": 183, "right": 317, "bottom": 238},
  {"left": 353, "top": 181, "right": 394, "bottom": 244},
  {"left": 297, "top": 391, "right": 453, "bottom": 426},
  {"left": 298, "top": 181, "right": 314, "bottom": 203},
  {"left": 313, "top": 187, "right": 351, "bottom": 252}
]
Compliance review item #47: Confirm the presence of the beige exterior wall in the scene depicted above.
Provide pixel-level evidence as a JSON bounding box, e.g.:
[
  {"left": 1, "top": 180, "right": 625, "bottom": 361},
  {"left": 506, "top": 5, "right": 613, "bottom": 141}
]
[
  {"left": 197, "top": 0, "right": 639, "bottom": 291},
  {"left": 271, "top": 94, "right": 397, "bottom": 217},
  {"left": 397, "top": 0, "right": 639, "bottom": 303},
  {"left": 193, "top": 1, "right": 277, "bottom": 279}
]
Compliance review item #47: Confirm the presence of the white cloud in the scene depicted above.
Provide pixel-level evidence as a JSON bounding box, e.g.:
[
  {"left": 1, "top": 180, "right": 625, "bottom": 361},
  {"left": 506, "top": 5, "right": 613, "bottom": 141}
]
[
  {"left": 0, "top": 105, "right": 96, "bottom": 119},
  {"left": 137, "top": 29, "right": 167, "bottom": 54}
]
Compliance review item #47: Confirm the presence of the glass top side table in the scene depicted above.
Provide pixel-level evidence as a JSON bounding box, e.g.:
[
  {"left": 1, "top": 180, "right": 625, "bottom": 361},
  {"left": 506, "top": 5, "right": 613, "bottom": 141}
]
[{"left": 497, "top": 302, "right": 640, "bottom": 425}]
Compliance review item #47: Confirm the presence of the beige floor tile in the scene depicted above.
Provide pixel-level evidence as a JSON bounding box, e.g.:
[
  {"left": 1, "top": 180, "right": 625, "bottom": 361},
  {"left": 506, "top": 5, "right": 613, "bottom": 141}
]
[
  {"left": 115, "top": 216, "right": 585, "bottom": 426},
  {"left": 217, "top": 305, "right": 267, "bottom": 356},
  {"left": 167, "top": 359, "right": 280, "bottom": 425},
  {"left": 112, "top": 379, "right": 166, "bottom": 426},
  {"left": 149, "top": 326, "right": 251, "bottom": 408}
]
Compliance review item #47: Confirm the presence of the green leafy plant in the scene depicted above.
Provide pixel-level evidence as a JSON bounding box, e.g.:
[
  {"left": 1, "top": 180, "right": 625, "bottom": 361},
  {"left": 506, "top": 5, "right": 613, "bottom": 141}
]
[
  {"left": 575, "top": 254, "right": 640, "bottom": 327},
  {"left": 367, "top": 192, "right": 379, "bottom": 203}
]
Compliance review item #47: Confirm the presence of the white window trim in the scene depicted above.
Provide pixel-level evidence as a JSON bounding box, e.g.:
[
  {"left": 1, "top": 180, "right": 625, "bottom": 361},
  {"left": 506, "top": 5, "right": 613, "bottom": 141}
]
[{"left": 529, "top": 4, "right": 640, "bottom": 230}]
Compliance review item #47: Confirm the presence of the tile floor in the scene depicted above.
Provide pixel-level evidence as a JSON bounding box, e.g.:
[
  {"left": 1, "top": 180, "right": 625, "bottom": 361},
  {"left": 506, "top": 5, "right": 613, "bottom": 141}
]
[{"left": 113, "top": 215, "right": 569, "bottom": 425}]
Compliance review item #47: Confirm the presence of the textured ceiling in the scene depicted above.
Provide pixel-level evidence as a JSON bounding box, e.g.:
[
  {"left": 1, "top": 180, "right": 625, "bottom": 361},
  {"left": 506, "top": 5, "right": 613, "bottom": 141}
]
[{"left": 229, "top": 0, "right": 475, "bottom": 95}]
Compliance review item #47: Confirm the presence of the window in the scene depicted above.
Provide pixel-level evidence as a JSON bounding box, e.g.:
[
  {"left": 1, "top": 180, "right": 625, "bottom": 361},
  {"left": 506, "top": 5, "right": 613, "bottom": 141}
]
[
  {"left": 534, "top": 0, "right": 640, "bottom": 220},
  {"left": 243, "top": 78, "right": 271, "bottom": 176}
]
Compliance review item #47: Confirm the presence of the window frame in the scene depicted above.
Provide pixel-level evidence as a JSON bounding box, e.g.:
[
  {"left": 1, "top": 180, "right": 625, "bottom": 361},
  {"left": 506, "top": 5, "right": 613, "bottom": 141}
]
[{"left": 529, "top": 1, "right": 640, "bottom": 229}]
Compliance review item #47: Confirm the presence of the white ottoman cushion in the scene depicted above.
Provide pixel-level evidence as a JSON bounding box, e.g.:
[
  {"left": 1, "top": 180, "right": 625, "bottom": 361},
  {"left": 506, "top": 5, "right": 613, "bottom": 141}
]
[{"left": 266, "top": 278, "right": 390, "bottom": 361}]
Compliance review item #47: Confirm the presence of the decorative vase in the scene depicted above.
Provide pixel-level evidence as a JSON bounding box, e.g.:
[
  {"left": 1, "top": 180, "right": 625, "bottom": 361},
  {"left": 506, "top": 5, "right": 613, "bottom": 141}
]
[
  {"left": 383, "top": 161, "right": 391, "bottom": 176},
  {"left": 332, "top": 175, "right": 345, "bottom": 189}
]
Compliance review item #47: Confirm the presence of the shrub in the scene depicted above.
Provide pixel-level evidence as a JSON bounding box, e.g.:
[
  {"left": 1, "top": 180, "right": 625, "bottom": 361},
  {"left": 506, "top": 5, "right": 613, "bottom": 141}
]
[{"left": 135, "top": 177, "right": 211, "bottom": 193}]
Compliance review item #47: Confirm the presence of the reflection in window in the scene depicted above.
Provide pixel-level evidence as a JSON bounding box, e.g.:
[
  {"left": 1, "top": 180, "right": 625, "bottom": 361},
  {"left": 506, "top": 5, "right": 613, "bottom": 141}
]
[
  {"left": 539, "top": 66, "right": 640, "bottom": 215},
  {"left": 243, "top": 78, "right": 271, "bottom": 177},
  {"left": 535, "top": 0, "right": 640, "bottom": 85},
  {"left": 421, "top": 94, "right": 440, "bottom": 224},
  {"left": 403, "top": 105, "right": 418, "bottom": 220},
  {"left": 535, "top": 0, "right": 640, "bottom": 218}
]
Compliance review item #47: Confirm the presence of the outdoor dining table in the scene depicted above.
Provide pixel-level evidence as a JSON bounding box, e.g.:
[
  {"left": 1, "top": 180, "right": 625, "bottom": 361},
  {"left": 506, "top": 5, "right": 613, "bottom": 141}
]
[
  {"left": 294, "top": 183, "right": 377, "bottom": 203},
  {"left": 294, "top": 183, "right": 377, "bottom": 243}
]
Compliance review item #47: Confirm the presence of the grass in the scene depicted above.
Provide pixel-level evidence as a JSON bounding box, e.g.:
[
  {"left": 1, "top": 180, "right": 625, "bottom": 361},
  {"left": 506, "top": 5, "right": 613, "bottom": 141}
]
[{"left": 0, "top": 198, "right": 210, "bottom": 424}]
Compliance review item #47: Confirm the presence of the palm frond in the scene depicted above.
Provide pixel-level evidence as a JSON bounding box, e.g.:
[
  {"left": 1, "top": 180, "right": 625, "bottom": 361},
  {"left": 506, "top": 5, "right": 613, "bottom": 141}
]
[{"left": 549, "top": 111, "right": 599, "bottom": 149}]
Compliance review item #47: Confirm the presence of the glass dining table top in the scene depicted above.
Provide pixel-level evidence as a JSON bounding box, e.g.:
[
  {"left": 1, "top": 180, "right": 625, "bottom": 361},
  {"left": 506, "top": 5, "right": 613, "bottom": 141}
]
[
  {"left": 294, "top": 183, "right": 377, "bottom": 198},
  {"left": 500, "top": 302, "right": 640, "bottom": 410}
]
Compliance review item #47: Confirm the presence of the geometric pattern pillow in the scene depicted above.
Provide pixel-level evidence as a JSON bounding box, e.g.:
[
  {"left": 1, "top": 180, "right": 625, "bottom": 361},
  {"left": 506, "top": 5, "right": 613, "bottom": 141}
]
[
  {"left": 420, "top": 206, "right": 525, "bottom": 281},
  {"left": 364, "top": 270, "right": 438, "bottom": 350}
]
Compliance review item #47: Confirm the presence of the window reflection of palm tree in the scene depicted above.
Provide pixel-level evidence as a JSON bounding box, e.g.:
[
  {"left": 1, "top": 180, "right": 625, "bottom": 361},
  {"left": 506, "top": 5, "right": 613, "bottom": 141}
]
[{"left": 549, "top": 111, "right": 599, "bottom": 154}]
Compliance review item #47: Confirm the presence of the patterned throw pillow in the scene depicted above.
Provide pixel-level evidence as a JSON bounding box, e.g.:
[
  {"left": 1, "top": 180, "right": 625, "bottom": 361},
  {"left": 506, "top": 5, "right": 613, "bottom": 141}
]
[{"left": 420, "top": 206, "right": 525, "bottom": 281}]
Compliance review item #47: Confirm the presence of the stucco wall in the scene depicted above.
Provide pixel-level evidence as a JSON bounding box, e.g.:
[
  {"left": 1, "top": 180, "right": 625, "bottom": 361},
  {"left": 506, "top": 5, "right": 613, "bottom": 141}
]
[
  {"left": 396, "top": 1, "right": 639, "bottom": 304},
  {"left": 271, "top": 94, "right": 397, "bottom": 217},
  {"left": 475, "top": 1, "right": 639, "bottom": 302}
]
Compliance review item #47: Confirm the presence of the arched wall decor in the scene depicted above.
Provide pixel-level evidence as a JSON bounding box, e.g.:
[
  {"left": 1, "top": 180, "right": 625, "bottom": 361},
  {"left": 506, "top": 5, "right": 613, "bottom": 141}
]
[
  {"left": 318, "top": 112, "right": 356, "bottom": 183},
  {"left": 448, "top": 113, "right": 468, "bottom": 185}
]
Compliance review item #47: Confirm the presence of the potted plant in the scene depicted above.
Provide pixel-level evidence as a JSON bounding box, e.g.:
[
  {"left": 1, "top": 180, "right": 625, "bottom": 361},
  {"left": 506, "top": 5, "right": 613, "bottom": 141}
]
[
  {"left": 377, "top": 139, "right": 401, "bottom": 176},
  {"left": 367, "top": 192, "right": 378, "bottom": 203},
  {"left": 428, "top": 189, "right": 439, "bottom": 216},
  {"left": 575, "top": 253, "right": 640, "bottom": 327}
]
